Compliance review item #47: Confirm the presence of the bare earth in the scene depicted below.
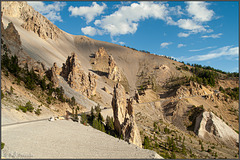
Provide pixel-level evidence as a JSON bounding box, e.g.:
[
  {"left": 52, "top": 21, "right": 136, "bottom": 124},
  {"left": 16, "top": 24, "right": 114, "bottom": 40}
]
[{"left": 1, "top": 120, "right": 162, "bottom": 159}]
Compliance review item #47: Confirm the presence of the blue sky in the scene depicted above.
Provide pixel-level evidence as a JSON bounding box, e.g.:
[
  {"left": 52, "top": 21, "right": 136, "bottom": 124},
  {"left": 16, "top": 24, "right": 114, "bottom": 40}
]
[{"left": 27, "top": 1, "right": 239, "bottom": 73}]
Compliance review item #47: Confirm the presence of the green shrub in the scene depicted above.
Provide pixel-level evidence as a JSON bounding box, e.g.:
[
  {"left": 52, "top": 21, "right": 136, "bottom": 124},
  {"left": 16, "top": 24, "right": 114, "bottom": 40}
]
[
  {"left": 143, "top": 136, "right": 150, "bottom": 149},
  {"left": 81, "top": 113, "right": 88, "bottom": 125},
  {"left": 46, "top": 96, "right": 52, "bottom": 104},
  {"left": 106, "top": 116, "right": 114, "bottom": 131},
  {"left": 201, "top": 144, "right": 204, "bottom": 151},
  {"left": 1, "top": 142, "right": 5, "bottom": 149},
  {"left": 10, "top": 86, "right": 14, "bottom": 94},
  {"left": 17, "top": 105, "right": 27, "bottom": 113},
  {"left": 35, "top": 108, "right": 42, "bottom": 115},
  {"left": 25, "top": 101, "right": 34, "bottom": 112},
  {"left": 16, "top": 101, "right": 34, "bottom": 113}
]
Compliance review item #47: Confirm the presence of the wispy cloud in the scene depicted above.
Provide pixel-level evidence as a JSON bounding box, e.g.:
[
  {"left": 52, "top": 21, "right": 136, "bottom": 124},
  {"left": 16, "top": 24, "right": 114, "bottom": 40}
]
[
  {"left": 182, "top": 46, "right": 238, "bottom": 61},
  {"left": 178, "top": 44, "right": 186, "bottom": 48},
  {"left": 160, "top": 42, "right": 172, "bottom": 48},
  {"left": 69, "top": 2, "right": 107, "bottom": 24},
  {"left": 201, "top": 33, "right": 222, "bottom": 38},
  {"left": 178, "top": 32, "right": 190, "bottom": 37},
  {"left": 189, "top": 46, "right": 216, "bottom": 52},
  {"left": 27, "top": 1, "right": 66, "bottom": 22}
]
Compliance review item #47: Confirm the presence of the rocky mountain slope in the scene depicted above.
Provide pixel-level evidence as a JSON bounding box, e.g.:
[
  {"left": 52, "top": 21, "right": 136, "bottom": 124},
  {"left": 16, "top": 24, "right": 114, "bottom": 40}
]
[{"left": 1, "top": 1, "right": 239, "bottom": 159}]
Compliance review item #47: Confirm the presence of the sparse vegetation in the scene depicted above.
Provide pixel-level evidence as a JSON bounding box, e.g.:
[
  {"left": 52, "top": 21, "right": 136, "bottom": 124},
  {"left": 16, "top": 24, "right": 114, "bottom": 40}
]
[
  {"left": 1, "top": 142, "right": 5, "bottom": 149},
  {"left": 35, "top": 108, "right": 42, "bottom": 115},
  {"left": 219, "top": 87, "right": 239, "bottom": 100},
  {"left": 16, "top": 101, "right": 34, "bottom": 113},
  {"left": 1, "top": 90, "right": 4, "bottom": 99},
  {"left": 81, "top": 112, "right": 88, "bottom": 125},
  {"left": 143, "top": 136, "right": 150, "bottom": 149}
]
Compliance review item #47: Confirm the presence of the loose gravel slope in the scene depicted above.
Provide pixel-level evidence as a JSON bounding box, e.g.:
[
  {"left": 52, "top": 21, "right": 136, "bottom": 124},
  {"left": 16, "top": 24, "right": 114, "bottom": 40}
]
[{"left": 1, "top": 120, "right": 162, "bottom": 159}]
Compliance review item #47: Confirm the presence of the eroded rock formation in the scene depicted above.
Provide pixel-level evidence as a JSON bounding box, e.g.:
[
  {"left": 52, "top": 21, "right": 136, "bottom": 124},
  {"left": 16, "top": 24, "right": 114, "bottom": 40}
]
[
  {"left": 92, "top": 47, "right": 122, "bottom": 81},
  {"left": 1, "top": 1, "right": 62, "bottom": 40},
  {"left": 134, "top": 90, "right": 141, "bottom": 103},
  {"left": 1, "top": 14, "right": 47, "bottom": 76},
  {"left": 5, "top": 22, "right": 21, "bottom": 46},
  {"left": 48, "top": 62, "right": 60, "bottom": 87},
  {"left": 95, "top": 47, "right": 108, "bottom": 59},
  {"left": 176, "top": 81, "right": 211, "bottom": 98},
  {"left": 60, "top": 53, "right": 96, "bottom": 98},
  {"left": 194, "top": 111, "right": 239, "bottom": 146},
  {"left": 107, "top": 55, "right": 121, "bottom": 82},
  {"left": 112, "top": 83, "right": 142, "bottom": 147}
]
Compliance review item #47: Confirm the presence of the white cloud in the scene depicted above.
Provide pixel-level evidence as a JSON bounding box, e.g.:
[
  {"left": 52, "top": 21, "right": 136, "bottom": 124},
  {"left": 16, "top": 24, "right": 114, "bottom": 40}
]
[
  {"left": 170, "top": 18, "right": 208, "bottom": 37},
  {"left": 201, "top": 33, "right": 222, "bottom": 38},
  {"left": 168, "top": 5, "right": 184, "bottom": 16},
  {"left": 177, "top": 19, "right": 206, "bottom": 32},
  {"left": 68, "top": 2, "right": 107, "bottom": 23},
  {"left": 81, "top": 26, "right": 98, "bottom": 36},
  {"left": 74, "top": 1, "right": 216, "bottom": 39},
  {"left": 27, "top": 1, "right": 66, "bottom": 22},
  {"left": 189, "top": 46, "right": 216, "bottom": 52},
  {"left": 186, "top": 2, "right": 214, "bottom": 22},
  {"left": 178, "top": 44, "right": 186, "bottom": 48},
  {"left": 183, "top": 46, "right": 238, "bottom": 61},
  {"left": 178, "top": 32, "right": 190, "bottom": 37},
  {"left": 94, "top": 2, "right": 168, "bottom": 36},
  {"left": 160, "top": 42, "right": 172, "bottom": 48}
]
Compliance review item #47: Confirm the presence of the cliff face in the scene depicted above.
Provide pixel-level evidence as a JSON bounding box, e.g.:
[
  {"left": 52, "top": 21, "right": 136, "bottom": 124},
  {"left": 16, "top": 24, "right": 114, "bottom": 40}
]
[
  {"left": 112, "top": 83, "right": 142, "bottom": 148},
  {"left": 1, "top": 1, "right": 62, "bottom": 40}
]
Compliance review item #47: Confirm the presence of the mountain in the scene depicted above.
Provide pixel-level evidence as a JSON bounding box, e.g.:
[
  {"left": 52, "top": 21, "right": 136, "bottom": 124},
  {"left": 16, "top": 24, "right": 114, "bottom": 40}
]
[{"left": 1, "top": 1, "right": 239, "bottom": 159}]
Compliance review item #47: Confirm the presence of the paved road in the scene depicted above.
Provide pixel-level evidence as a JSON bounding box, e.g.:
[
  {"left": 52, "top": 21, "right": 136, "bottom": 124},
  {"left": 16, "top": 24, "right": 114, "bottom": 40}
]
[{"left": 2, "top": 118, "right": 49, "bottom": 127}]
